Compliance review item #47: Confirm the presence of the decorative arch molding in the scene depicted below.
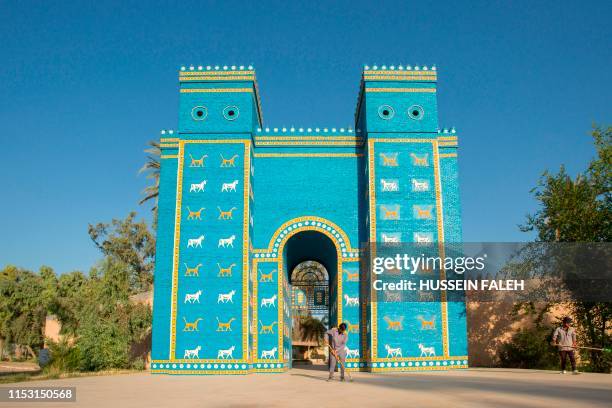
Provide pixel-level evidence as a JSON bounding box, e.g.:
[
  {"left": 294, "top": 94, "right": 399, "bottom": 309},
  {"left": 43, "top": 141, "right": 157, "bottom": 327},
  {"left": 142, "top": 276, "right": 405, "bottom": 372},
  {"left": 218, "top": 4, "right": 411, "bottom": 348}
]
[{"left": 253, "top": 216, "right": 359, "bottom": 259}]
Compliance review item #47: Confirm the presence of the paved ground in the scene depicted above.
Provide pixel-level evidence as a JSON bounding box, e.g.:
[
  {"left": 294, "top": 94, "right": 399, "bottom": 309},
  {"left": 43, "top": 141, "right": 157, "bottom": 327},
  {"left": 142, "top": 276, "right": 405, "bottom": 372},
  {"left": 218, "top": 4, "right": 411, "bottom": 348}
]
[{"left": 0, "top": 366, "right": 610, "bottom": 408}]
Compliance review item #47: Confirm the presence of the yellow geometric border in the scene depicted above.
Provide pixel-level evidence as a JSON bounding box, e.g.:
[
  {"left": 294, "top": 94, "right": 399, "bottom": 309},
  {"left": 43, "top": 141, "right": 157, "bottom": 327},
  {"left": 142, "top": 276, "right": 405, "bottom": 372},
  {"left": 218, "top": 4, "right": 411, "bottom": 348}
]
[
  {"left": 179, "top": 76, "right": 256, "bottom": 81},
  {"left": 179, "top": 88, "right": 253, "bottom": 93},
  {"left": 255, "top": 136, "right": 362, "bottom": 141},
  {"left": 254, "top": 153, "right": 363, "bottom": 158},
  {"left": 365, "top": 88, "right": 436, "bottom": 93},
  {"left": 179, "top": 70, "right": 255, "bottom": 76},
  {"left": 168, "top": 139, "right": 251, "bottom": 363},
  {"left": 363, "top": 75, "right": 437, "bottom": 81},
  {"left": 432, "top": 141, "right": 450, "bottom": 358},
  {"left": 364, "top": 70, "right": 438, "bottom": 76},
  {"left": 151, "top": 369, "right": 250, "bottom": 375},
  {"left": 254, "top": 141, "right": 363, "bottom": 146},
  {"left": 370, "top": 364, "right": 468, "bottom": 372},
  {"left": 251, "top": 257, "right": 264, "bottom": 365}
]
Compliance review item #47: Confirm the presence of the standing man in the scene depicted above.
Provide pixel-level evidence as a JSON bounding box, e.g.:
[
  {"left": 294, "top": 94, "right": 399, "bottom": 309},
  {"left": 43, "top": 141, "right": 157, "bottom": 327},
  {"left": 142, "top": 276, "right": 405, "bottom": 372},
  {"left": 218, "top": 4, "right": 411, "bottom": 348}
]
[
  {"left": 325, "top": 323, "right": 348, "bottom": 381},
  {"left": 552, "top": 316, "right": 579, "bottom": 374}
]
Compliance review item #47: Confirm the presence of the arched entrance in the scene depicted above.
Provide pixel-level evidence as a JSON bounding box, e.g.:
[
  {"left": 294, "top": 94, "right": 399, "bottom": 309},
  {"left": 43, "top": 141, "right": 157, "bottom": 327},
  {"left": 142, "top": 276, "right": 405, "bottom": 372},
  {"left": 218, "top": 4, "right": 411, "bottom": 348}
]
[{"left": 284, "top": 231, "right": 338, "bottom": 365}]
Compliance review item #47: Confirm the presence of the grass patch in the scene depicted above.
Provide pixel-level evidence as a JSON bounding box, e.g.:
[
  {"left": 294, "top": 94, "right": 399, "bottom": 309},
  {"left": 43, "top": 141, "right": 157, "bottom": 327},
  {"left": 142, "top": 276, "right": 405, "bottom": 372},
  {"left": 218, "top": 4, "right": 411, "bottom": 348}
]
[{"left": 0, "top": 369, "right": 143, "bottom": 384}]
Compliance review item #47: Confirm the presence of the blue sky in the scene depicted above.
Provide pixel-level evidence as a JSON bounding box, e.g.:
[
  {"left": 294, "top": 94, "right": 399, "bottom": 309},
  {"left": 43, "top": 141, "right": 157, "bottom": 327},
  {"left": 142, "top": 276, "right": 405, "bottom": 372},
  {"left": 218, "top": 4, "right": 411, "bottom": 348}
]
[{"left": 1, "top": 1, "right": 610, "bottom": 274}]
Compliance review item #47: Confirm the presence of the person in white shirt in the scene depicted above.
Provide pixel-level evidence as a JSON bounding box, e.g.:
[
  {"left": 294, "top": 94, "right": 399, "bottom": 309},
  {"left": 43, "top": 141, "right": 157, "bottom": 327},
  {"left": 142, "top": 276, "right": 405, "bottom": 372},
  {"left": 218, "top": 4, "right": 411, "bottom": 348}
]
[
  {"left": 552, "top": 316, "right": 579, "bottom": 374},
  {"left": 325, "top": 323, "right": 348, "bottom": 381}
]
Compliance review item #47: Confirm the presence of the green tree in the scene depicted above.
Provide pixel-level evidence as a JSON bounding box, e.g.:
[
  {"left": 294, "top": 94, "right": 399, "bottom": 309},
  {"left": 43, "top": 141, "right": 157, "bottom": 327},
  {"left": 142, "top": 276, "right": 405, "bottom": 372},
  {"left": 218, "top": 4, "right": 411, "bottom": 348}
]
[
  {"left": 51, "top": 271, "right": 88, "bottom": 337},
  {"left": 522, "top": 125, "right": 611, "bottom": 372},
  {"left": 0, "top": 266, "right": 55, "bottom": 359},
  {"left": 88, "top": 212, "right": 155, "bottom": 293}
]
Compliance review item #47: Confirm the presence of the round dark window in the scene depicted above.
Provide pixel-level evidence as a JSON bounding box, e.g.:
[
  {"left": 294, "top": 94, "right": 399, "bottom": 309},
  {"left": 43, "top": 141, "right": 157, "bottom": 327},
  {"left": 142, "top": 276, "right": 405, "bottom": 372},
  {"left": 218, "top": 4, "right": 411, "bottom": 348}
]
[
  {"left": 191, "top": 106, "right": 208, "bottom": 121},
  {"left": 408, "top": 105, "right": 424, "bottom": 120},
  {"left": 223, "top": 105, "right": 240, "bottom": 121},
  {"left": 377, "top": 105, "right": 395, "bottom": 120}
]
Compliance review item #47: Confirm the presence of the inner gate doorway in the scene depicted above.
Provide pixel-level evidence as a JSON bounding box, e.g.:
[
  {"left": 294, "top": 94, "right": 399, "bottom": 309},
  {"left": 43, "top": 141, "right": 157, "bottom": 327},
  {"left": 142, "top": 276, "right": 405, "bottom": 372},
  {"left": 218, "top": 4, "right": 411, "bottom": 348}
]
[{"left": 284, "top": 231, "right": 338, "bottom": 365}]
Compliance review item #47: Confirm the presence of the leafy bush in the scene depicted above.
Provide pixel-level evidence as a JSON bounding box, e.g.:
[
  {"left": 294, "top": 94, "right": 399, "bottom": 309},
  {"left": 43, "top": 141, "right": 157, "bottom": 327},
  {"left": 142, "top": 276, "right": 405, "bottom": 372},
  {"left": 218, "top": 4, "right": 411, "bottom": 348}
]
[
  {"left": 77, "top": 316, "right": 130, "bottom": 371},
  {"left": 73, "top": 257, "right": 151, "bottom": 371},
  {"left": 45, "top": 339, "right": 83, "bottom": 373},
  {"left": 131, "top": 357, "right": 146, "bottom": 370},
  {"left": 498, "top": 326, "right": 559, "bottom": 370}
]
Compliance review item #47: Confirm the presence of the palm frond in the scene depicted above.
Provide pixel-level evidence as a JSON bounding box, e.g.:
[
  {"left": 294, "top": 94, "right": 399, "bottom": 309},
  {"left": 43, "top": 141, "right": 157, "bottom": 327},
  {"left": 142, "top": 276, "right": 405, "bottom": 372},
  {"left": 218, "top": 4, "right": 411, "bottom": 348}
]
[{"left": 138, "top": 140, "right": 161, "bottom": 212}]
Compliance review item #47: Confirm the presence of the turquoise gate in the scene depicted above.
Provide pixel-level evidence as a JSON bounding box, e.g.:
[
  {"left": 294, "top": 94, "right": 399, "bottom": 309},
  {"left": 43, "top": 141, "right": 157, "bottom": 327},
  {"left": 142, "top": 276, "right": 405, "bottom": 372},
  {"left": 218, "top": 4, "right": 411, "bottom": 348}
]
[{"left": 151, "top": 65, "right": 468, "bottom": 374}]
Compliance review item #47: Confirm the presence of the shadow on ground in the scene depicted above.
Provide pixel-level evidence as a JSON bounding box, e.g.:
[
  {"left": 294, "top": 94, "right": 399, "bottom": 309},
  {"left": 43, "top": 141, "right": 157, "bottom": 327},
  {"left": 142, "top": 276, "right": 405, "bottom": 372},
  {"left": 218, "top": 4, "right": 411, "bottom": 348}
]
[{"left": 291, "top": 368, "right": 611, "bottom": 407}]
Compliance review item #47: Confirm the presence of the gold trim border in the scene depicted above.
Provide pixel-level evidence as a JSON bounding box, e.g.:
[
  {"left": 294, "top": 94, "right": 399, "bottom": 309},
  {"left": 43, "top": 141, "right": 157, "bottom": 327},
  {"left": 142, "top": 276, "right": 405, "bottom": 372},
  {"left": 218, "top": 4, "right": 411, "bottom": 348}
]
[
  {"left": 365, "top": 88, "right": 436, "bottom": 93},
  {"left": 254, "top": 141, "right": 363, "bottom": 146},
  {"left": 370, "top": 364, "right": 468, "bottom": 372},
  {"left": 253, "top": 153, "right": 363, "bottom": 158},
  {"left": 180, "top": 76, "right": 256, "bottom": 81},
  {"left": 180, "top": 70, "right": 255, "bottom": 76},
  {"left": 364, "top": 70, "right": 438, "bottom": 76},
  {"left": 364, "top": 75, "right": 437, "bottom": 81},
  {"left": 255, "top": 136, "right": 362, "bottom": 141},
  {"left": 151, "top": 369, "right": 250, "bottom": 375},
  {"left": 179, "top": 88, "right": 253, "bottom": 93},
  {"left": 169, "top": 139, "right": 251, "bottom": 363}
]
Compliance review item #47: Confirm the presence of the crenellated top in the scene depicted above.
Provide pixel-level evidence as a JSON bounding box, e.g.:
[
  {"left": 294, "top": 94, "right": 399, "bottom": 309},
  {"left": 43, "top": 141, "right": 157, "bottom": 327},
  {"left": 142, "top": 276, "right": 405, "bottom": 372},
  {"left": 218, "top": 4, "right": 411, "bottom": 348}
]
[
  {"left": 362, "top": 64, "right": 437, "bottom": 83},
  {"left": 253, "top": 127, "right": 362, "bottom": 146},
  {"left": 180, "top": 65, "right": 254, "bottom": 71},
  {"left": 179, "top": 65, "right": 254, "bottom": 75},
  {"left": 436, "top": 127, "right": 458, "bottom": 149},
  {"left": 437, "top": 127, "right": 456, "bottom": 135},
  {"left": 179, "top": 65, "right": 256, "bottom": 83},
  {"left": 158, "top": 129, "right": 179, "bottom": 153},
  {"left": 255, "top": 127, "right": 356, "bottom": 135}
]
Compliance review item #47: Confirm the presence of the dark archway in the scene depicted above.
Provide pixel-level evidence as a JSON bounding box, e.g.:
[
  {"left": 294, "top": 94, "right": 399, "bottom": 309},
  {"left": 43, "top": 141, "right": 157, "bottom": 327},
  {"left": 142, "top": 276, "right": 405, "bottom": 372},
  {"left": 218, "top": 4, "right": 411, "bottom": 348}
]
[{"left": 283, "top": 231, "right": 338, "bottom": 365}]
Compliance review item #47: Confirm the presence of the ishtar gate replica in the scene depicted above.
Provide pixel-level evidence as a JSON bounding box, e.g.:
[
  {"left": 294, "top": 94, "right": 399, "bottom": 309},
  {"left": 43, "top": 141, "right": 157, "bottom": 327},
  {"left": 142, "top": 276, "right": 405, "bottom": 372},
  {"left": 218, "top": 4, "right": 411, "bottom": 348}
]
[{"left": 151, "top": 64, "right": 468, "bottom": 374}]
